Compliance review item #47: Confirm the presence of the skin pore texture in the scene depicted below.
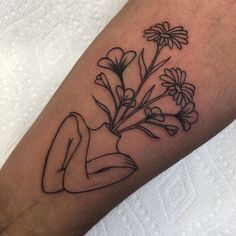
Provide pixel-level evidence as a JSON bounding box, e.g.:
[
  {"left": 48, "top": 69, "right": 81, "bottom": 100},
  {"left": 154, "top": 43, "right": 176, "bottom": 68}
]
[{"left": 0, "top": 0, "right": 236, "bottom": 235}]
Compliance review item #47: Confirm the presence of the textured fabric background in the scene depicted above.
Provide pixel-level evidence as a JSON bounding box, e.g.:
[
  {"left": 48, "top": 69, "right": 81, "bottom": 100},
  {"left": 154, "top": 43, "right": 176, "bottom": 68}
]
[{"left": 0, "top": 1, "right": 236, "bottom": 235}]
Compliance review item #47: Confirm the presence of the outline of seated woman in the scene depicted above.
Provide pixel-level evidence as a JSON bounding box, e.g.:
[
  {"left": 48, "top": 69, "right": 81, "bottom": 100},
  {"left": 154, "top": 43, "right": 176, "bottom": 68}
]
[{"left": 42, "top": 112, "right": 137, "bottom": 194}]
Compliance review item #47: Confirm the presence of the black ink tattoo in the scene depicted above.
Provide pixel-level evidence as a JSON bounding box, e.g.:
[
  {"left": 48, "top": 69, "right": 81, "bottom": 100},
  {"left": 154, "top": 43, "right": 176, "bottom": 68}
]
[{"left": 42, "top": 21, "right": 198, "bottom": 194}]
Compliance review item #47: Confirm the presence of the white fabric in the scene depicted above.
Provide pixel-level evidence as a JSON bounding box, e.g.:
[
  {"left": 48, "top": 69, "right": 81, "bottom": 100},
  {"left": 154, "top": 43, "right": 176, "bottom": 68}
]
[{"left": 0, "top": 1, "right": 236, "bottom": 235}]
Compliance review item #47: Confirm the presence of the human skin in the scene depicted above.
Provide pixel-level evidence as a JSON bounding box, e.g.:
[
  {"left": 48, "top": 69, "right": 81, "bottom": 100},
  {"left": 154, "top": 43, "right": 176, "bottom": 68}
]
[{"left": 0, "top": 0, "right": 236, "bottom": 235}]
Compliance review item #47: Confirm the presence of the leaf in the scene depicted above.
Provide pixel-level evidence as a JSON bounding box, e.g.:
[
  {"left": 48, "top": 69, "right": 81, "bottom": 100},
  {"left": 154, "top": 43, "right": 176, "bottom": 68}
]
[
  {"left": 165, "top": 125, "right": 178, "bottom": 136},
  {"left": 122, "top": 88, "right": 136, "bottom": 107},
  {"left": 138, "top": 49, "right": 147, "bottom": 80},
  {"left": 123, "top": 99, "right": 136, "bottom": 108},
  {"left": 93, "top": 96, "right": 113, "bottom": 125},
  {"left": 140, "top": 85, "right": 155, "bottom": 107},
  {"left": 116, "top": 86, "right": 124, "bottom": 102},
  {"left": 144, "top": 107, "right": 152, "bottom": 117},
  {"left": 134, "top": 125, "right": 159, "bottom": 139},
  {"left": 149, "top": 56, "right": 171, "bottom": 76},
  {"left": 95, "top": 72, "right": 110, "bottom": 89}
]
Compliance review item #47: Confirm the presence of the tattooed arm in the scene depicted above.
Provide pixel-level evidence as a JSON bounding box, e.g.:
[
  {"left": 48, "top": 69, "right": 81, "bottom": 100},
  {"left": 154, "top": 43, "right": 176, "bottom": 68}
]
[{"left": 1, "top": 0, "right": 236, "bottom": 235}]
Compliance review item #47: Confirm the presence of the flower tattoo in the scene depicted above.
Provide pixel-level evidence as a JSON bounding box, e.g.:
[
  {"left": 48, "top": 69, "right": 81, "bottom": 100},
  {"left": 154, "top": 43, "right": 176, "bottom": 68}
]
[
  {"left": 175, "top": 102, "right": 198, "bottom": 131},
  {"left": 116, "top": 86, "right": 136, "bottom": 107},
  {"left": 145, "top": 107, "right": 165, "bottom": 122},
  {"left": 160, "top": 68, "right": 195, "bottom": 107},
  {"left": 97, "top": 47, "right": 136, "bottom": 78},
  {"left": 144, "top": 21, "right": 188, "bottom": 49},
  {"left": 42, "top": 21, "right": 198, "bottom": 195},
  {"left": 164, "top": 125, "right": 179, "bottom": 136},
  {"left": 95, "top": 72, "right": 110, "bottom": 89}
]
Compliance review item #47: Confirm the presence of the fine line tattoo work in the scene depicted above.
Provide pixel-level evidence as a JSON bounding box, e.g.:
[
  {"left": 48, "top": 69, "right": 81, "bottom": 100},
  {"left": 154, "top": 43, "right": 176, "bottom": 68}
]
[{"left": 42, "top": 21, "right": 198, "bottom": 194}]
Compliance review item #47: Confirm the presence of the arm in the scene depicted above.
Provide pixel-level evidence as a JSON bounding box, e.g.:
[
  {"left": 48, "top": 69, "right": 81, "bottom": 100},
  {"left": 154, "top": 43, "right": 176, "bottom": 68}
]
[{"left": 1, "top": 0, "right": 236, "bottom": 235}]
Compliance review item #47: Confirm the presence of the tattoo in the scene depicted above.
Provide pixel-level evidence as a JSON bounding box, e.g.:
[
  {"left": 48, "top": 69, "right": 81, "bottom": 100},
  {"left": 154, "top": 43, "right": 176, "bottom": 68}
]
[{"left": 42, "top": 21, "right": 198, "bottom": 194}]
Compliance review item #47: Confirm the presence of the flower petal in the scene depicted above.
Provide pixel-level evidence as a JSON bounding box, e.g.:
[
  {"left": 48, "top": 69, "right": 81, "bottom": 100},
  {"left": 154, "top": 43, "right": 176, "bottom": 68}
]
[
  {"left": 182, "top": 119, "right": 191, "bottom": 131},
  {"left": 95, "top": 73, "right": 110, "bottom": 88},
  {"left": 180, "top": 71, "right": 186, "bottom": 84},
  {"left": 184, "top": 83, "right": 195, "bottom": 90},
  {"left": 168, "top": 39, "right": 174, "bottom": 49},
  {"left": 165, "top": 125, "right": 178, "bottom": 136},
  {"left": 186, "top": 111, "right": 198, "bottom": 123},
  {"left": 154, "top": 114, "right": 165, "bottom": 122},
  {"left": 107, "top": 47, "right": 124, "bottom": 65},
  {"left": 123, "top": 99, "right": 136, "bottom": 107},
  {"left": 97, "top": 58, "right": 114, "bottom": 70},
  {"left": 152, "top": 107, "right": 162, "bottom": 115},
  {"left": 120, "top": 51, "right": 136, "bottom": 70},
  {"left": 160, "top": 75, "right": 175, "bottom": 83},
  {"left": 177, "top": 93, "right": 183, "bottom": 105},
  {"left": 181, "top": 97, "right": 187, "bottom": 107},
  {"left": 164, "top": 68, "right": 175, "bottom": 80},
  {"left": 176, "top": 68, "right": 182, "bottom": 83},
  {"left": 183, "top": 88, "right": 195, "bottom": 99},
  {"left": 164, "top": 38, "right": 169, "bottom": 46},
  {"left": 161, "top": 82, "right": 174, "bottom": 87},
  {"left": 174, "top": 36, "right": 188, "bottom": 44},
  {"left": 124, "top": 88, "right": 135, "bottom": 99},
  {"left": 150, "top": 26, "right": 162, "bottom": 33},
  {"left": 154, "top": 23, "right": 166, "bottom": 32},
  {"left": 182, "top": 92, "right": 193, "bottom": 103},
  {"left": 167, "top": 26, "right": 183, "bottom": 32},
  {"left": 144, "top": 29, "right": 159, "bottom": 34},
  {"left": 146, "top": 34, "right": 160, "bottom": 41},
  {"left": 163, "top": 22, "right": 170, "bottom": 31},
  {"left": 182, "top": 102, "right": 195, "bottom": 114},
  {"left": 171, "top": 37, "right": 182, "bottom": 49},
  {"left": 159, "top": 37, "right": 165, "bottom": 46},
  {"left": 169, "top": 30, "right": 188, "bottom": 36},
  {"left": 145, "top": 107, "right": 152, "bottom": 117},
  {"left": 169, "top": 90, "right": 177, "bottom": 96},
  {"left": 170, "top": 68, "right": 179, "bottom": 81},
  {"left": 174, "top": 92, "right": 180, "bottom": 101}
]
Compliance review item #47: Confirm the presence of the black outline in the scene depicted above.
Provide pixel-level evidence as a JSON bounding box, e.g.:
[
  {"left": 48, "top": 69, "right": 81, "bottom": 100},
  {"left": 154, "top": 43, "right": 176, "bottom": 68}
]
[
  {"left": 42, "top": 21, "right": 198, "bottom": 194},
  {"left": 42, "top": 112, "right": 137, "bottom": 194}
]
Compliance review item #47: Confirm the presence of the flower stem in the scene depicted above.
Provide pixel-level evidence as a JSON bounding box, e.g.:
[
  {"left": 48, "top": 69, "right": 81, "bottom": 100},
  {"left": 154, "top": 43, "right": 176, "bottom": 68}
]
[
  {"left": 111, "top": 103, "right": 122, "bottom": 128},
  {"left": 162, "top": 113, "right": 175, "bottom": 116},
  {"left": 162, "top": 112, "right": 179, "bottom": 118},
  {"left": 146, "top": 46, "right": 161, "bottom": 77},
  {"left": 143, "top": 90, "right": 168, "bottom": 107},
  {"left": 118, "top": 118, "right": 146, "bottom": 134},
  {"left": 113, "top": 91, "right": 167, "bottom": 132},
  {"left": 119, "top": 74, "right": 125, "bottom": 91},
  {"left": 108, "top": 88, "right": 118, "bottom": 110},
  {"left": 113, "top": 45, "right": 163, "bottom": 132},
  {"left": 109, "top": 74, "right": 125, "bottom": 128},
  {"left": 145, "top": 120, "right": 167, "bottom": 128}
]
